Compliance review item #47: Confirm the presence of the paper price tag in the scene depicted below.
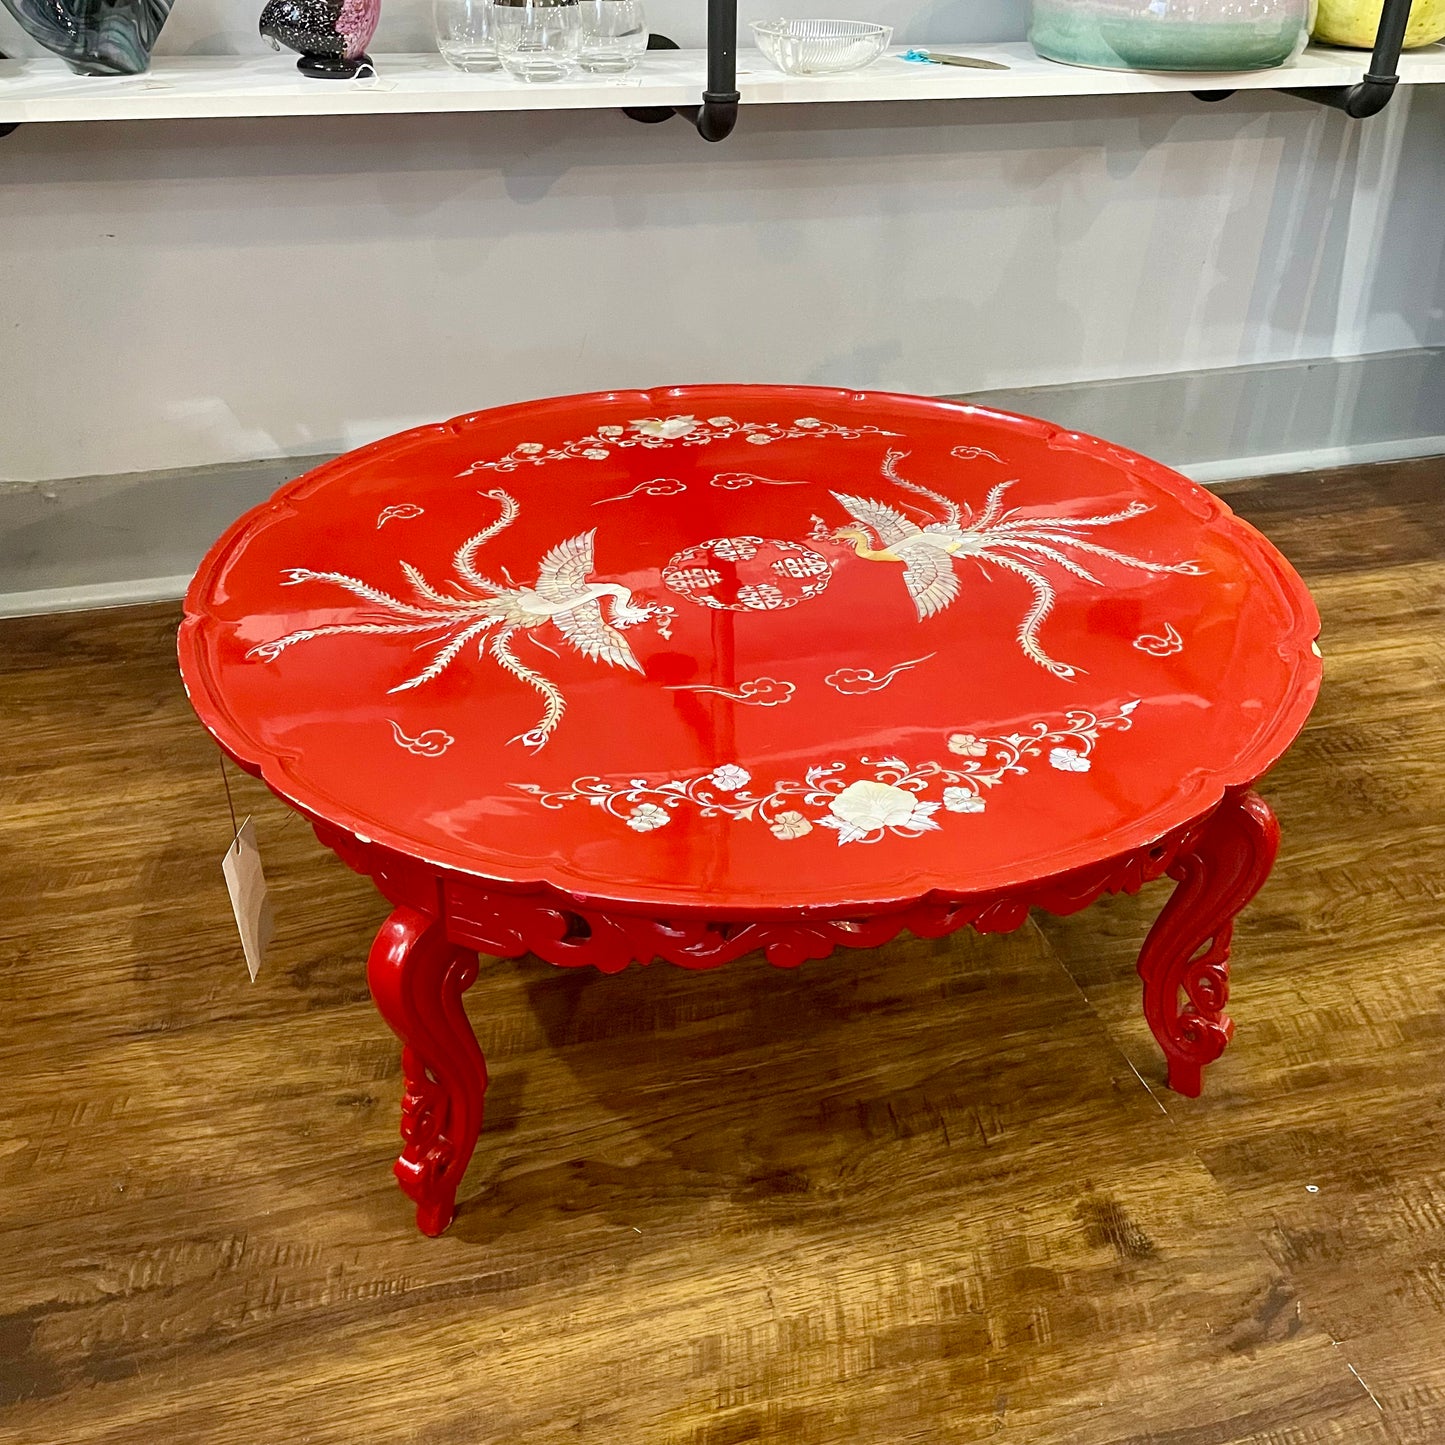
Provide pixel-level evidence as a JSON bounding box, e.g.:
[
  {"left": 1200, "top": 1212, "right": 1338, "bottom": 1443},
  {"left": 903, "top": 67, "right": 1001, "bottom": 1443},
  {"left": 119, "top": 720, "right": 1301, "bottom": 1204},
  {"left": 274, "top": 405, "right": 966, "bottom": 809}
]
[
  {"left": 350, "top": 63, "right": 398, "bottom": 92},
  {"left": 222, "top": 816, "right": 275, "bottom": 982}
]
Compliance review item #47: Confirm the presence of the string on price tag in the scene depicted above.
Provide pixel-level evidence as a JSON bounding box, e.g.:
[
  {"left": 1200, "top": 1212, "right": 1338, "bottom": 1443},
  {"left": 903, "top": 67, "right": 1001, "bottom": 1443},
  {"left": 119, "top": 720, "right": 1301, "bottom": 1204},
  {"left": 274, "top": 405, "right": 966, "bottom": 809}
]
[{"left": 218, "top": 754, "right": 275, "bottom": 982}]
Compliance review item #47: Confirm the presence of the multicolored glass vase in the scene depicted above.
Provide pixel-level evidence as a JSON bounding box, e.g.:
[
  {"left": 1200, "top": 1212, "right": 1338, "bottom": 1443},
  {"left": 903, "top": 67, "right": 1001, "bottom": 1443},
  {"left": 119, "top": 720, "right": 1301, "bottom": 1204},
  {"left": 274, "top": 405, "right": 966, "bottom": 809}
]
[
  {"left": 259, "top": 0, "right": 381, "bottom": 77},
  {"left": 1030, "top": 0, "right": 1311, "bottom": 71},
  {"left": 0, "top": 0, "right": 174, "bottom": 74}
]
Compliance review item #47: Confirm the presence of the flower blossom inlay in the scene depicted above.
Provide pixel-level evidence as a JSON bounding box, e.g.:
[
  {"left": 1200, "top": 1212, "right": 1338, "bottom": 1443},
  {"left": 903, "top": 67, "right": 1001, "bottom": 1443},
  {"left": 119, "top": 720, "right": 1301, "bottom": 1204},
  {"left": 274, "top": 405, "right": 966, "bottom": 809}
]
[
  {"left": 770, "top": 811, "right": 813, "bottom": 840},
  {"left": 632, "top": 415, "right": 699, "bottom": 440},
  {"left": 943, "top": 787, "right": 985, "bottom": 813},
  {"left": 627, "top": 803, "right": 670, "bottom": 832},
  {"left": 825, "top": 780, "right": 939, "bottom": 844},
  {"left": 948, "top": 733, "right": 988, "bottom": 757}
]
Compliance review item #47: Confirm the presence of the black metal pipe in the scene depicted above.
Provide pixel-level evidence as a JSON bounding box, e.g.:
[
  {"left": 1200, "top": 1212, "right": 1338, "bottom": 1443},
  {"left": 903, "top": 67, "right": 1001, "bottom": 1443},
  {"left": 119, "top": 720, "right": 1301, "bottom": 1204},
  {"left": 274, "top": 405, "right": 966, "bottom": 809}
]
[
  {"left": 621, "top": 2, "right": 739, "bottom": 140},
  {"left": 1198, "top": 0, "right": 1414, "bottom": 118},
  {"left": 623, "top": 32, "right": 684, "bottom": 123},
  {"left": 696, "top": 0, "right": 739, "bottom": 141},
  {"left": 0, "top": 46, "right": 16, "bottom": 137},
  {"left": 1279, "top": 0, "right": 1414, "bottom": 116}
]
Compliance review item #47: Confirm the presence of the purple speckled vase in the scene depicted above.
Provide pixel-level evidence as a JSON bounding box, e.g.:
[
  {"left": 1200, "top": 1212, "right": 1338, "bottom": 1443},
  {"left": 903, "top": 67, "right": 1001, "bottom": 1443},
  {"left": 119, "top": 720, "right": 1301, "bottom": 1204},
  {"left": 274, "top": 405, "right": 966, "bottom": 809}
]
[{"left": 260, "top": 0, "right": 380, "bottom": 77}]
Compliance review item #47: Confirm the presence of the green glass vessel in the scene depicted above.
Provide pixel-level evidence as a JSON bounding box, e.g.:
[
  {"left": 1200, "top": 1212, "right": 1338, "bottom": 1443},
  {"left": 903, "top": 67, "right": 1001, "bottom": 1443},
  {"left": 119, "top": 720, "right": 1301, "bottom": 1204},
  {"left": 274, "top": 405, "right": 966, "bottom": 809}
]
[
  {"left": 0, "top": 0, "right": 174, "bottom": 73},
  {"left": 1030, "top": 0, "right": 1310, "bottom": 71}
]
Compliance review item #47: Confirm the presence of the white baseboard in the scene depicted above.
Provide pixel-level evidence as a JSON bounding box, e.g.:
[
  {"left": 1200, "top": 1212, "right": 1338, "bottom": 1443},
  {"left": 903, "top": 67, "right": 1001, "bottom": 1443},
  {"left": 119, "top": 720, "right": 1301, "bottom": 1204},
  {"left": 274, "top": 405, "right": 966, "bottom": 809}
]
[
  {"left": 1179, "top": 434, "right": 1445, "bottom": 485},
  {"left": 0, "top": 575, "right": 200, "bottom": 619},
  {"left": 960, "top": 346, "right": 1445, "bottom": 478},
  {"left": 3, "top": 350, "right": 1442, "bottom": 618}
]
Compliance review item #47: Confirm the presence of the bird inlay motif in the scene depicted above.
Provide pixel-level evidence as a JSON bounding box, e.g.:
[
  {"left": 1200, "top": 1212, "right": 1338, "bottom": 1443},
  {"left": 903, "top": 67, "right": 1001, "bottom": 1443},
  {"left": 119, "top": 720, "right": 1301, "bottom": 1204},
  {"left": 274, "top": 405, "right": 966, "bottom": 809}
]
[
  {"left": 828, "top": 451, "right": 1202, "bottom": 678},
  {"left": 248, "top": 489, "right": 671, "bottom": 750}
]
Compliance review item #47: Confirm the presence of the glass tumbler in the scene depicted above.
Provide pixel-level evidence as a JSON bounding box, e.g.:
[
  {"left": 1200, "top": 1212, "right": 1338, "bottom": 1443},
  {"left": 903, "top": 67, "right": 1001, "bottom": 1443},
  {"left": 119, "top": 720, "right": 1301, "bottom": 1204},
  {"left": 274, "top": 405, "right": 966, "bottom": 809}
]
[
  {"left": 492, "top": 0, "right": 580, "bottom": 81},
  {"left": 434, "top": 0, "right": 500, "bottom": 72},
  {"left": 576, "top": 0, "right": 647, "bottom": 72}
]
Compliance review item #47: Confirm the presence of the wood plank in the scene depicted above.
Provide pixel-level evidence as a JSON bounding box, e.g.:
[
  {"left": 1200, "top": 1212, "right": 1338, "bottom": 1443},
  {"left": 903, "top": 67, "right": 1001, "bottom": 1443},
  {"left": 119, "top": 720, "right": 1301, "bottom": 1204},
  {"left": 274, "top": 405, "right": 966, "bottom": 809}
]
[
  {"left": 1039, "top": 454, "right": 1445, "bottom": 1445},
  {"left": 3, "top": 453, "right": 1440, "bottom": 1442}
]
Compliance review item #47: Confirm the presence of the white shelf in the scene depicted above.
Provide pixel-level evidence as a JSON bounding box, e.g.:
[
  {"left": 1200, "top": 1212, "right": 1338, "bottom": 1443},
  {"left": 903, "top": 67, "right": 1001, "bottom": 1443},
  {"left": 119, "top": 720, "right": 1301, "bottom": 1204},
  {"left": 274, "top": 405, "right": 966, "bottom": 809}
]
[{"left": 1, "top": 43, "right": 1442, "bottom": 125}]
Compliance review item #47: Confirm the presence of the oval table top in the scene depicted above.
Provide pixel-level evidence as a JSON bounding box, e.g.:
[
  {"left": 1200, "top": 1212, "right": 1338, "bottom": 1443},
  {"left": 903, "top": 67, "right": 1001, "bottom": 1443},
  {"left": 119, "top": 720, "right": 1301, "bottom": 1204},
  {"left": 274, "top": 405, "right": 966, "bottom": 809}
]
[{"left": 179, "top": 386, "right": 1322, "bottom": 915}]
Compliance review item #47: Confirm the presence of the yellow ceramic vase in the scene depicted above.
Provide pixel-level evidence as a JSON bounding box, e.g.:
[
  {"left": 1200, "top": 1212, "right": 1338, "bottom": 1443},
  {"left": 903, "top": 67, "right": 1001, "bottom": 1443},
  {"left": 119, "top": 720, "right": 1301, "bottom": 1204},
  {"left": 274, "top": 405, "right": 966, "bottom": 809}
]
[{"left": 1312, "top": 0, "right": 1445, "bottom": 47}]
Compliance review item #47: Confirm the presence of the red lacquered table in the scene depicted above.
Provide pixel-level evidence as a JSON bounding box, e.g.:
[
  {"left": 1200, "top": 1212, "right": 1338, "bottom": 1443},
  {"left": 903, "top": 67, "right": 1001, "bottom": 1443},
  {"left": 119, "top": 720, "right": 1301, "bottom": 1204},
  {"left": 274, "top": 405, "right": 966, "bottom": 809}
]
[{"left": 179, "top": 386, "right": 1322, "bottom": 1237}]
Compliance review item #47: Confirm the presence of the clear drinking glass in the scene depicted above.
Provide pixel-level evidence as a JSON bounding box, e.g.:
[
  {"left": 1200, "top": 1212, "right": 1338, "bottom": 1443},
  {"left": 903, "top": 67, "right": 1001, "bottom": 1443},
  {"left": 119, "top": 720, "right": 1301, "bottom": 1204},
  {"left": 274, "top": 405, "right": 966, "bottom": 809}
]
[
  {"left": 434, "top": 0, "right": 500, "bottom": 72},
  {"left": 492, "top": 0, "right": 580, "bottom": 81},
  {"left": 576, "top": 0, "right": 647, "bottom": 72}
]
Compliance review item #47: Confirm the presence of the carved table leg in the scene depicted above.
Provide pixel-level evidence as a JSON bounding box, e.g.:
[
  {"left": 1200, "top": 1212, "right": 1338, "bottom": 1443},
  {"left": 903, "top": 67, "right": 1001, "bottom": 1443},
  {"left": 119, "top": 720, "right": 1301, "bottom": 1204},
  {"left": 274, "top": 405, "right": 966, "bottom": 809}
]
[
  {"left": 366, "top": 905, "right": 486, "bottom": 1236},
  {"left": 1137, "top": 791, "right": 1280, "bottom": 1098}
]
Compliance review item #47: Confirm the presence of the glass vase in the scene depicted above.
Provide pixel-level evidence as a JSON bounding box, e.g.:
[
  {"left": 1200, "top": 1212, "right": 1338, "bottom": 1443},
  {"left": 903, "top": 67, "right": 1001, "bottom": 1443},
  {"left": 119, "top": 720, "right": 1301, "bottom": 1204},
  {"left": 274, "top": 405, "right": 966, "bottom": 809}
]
[
  {"left": 259, "top": 0, "right": 381, "bottom": 78},
  {"left": 0, "top": 0, "right": 174, "bottom": 74}
]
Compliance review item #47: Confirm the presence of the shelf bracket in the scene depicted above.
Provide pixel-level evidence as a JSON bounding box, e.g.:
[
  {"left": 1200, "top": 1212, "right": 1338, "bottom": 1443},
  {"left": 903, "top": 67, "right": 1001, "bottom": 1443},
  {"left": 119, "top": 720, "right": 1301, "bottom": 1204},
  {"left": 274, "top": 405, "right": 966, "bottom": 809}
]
[
  {"left": 1194, "top": 0, "right": 1416, "bottom": 117},
  {"left": 622, "top": 0, "right": 739, "bottom": 142},
  {"left": 0, "top": 48, "right": 15, "bottom": 136}
]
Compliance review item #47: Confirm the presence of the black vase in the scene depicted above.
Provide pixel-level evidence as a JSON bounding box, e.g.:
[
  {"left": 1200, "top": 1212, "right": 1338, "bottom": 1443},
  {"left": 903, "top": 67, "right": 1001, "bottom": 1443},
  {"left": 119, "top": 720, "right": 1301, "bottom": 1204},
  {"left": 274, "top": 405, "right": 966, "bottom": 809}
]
[
  {"left": 0, "top": 0, "right": 174, "bottom": 74},
  {"left": 259, "top": 0, "right": 380, "bottom": 78}
]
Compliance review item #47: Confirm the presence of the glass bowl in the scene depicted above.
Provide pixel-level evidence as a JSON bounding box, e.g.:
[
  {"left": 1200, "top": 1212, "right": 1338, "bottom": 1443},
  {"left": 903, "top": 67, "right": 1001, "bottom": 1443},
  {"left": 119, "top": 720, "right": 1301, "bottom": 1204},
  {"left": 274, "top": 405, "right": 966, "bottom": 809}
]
[
  {"left": 749, "top": 19, "right": 893, "bottom": 75},
  {"left": 1030, "top": 0, "right": 1309, "bottom": 70}
]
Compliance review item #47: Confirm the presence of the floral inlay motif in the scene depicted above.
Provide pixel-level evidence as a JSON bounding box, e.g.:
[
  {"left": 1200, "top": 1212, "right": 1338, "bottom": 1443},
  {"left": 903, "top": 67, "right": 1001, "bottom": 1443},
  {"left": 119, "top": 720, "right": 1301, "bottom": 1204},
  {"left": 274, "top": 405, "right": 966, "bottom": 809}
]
[
  {"left": 248, "top": 490, "right": 673, "bottom": 752},
  {"left": 1133, "top": 623, "right": 1184, "bottom": 657},
  {"left": 457, "top": 415, "right": 901, "bottom": 476},
  {"left": 947, "top": 733, "right": 989, "bottom": 757},
  {"left": 514, "top": 703, "right": 1139, "bottom": 846},
  {"left": 821, "top": 450, "right": 1201, "bottom": 680},
  {"left": 627, "top": 803, "right": 670, "bottom": 832}
]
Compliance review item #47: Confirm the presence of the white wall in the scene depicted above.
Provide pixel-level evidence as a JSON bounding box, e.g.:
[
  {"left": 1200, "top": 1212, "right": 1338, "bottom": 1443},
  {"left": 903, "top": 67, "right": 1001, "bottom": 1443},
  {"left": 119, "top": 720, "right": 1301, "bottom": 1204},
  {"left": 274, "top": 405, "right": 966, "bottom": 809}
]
[{"left": 1, "top": 0, "right": 1442, "bottom": 483}]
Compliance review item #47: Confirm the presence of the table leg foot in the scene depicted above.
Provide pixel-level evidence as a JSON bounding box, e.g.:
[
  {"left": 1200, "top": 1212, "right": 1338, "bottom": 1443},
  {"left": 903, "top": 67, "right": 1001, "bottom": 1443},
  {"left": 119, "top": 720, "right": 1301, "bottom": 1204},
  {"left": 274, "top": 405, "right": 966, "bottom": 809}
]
[
  {"left": 366, "top": 905, "right": 487, "bottom": 1236},
  {"left": 1136, "top": 791, "right": 1280, "bottom": 1097}
]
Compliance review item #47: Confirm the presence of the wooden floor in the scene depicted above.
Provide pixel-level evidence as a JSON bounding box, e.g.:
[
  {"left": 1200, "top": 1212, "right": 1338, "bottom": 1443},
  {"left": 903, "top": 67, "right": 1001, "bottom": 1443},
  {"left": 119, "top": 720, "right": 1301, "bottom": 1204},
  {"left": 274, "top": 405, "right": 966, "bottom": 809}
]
[{"left": 0, "top": 457, "right": 1442, "bottom": 1445}]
